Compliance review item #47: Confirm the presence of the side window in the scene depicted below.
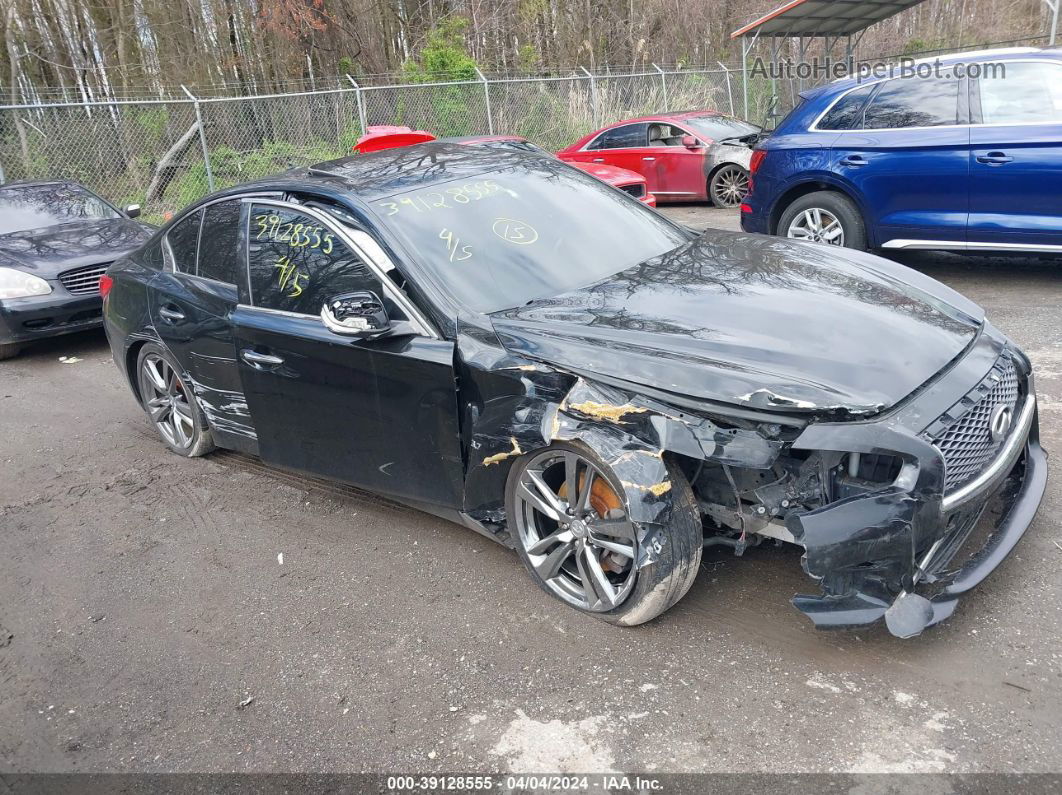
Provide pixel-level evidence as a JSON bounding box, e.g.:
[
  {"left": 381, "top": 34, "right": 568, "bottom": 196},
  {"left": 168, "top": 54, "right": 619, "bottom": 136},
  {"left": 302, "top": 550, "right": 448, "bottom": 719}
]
[
  {"left": 165, "top": 209, "right": 202, "bottom": 273},
  {"left": 247, "top": 204, "right": 389, "bottom": 316},
  {"left": 197, "top": 200, "right": 242, "bottom": 285},
  {"left": 978, "top": 62, "right": 1062, "bottom": 124},
  {"left": 588, "top": 123, "right": 649, "bottom": 149},
  {"left": 862, "top": 76, "right": 959, "bottom": 129},
  {"left": 817, "top": 83, "right": 877, "bottom": 130},
  {"left": 138, "top": 232, "right": 166, "bottom": 270}
]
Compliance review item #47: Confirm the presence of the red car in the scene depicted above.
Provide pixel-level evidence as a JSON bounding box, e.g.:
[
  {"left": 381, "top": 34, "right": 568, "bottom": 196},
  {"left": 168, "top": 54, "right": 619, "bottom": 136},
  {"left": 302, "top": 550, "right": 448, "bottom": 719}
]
[
  {"left": 353, "top": 128, "right": 656, "bottom": 207},
  {"left": 557, "top": 111, "right": 759, "bottom": 206}
]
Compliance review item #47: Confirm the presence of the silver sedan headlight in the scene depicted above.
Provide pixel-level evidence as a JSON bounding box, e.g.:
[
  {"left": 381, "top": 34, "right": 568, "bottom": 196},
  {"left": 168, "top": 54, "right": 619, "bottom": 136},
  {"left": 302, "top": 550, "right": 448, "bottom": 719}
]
[{"left": 0, "top": 267, "right": 52, "bottom": 299}]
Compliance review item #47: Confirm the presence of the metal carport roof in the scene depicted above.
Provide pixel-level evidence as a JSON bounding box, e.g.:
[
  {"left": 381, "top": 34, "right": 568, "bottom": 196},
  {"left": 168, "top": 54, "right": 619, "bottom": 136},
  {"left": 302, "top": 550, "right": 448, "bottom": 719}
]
[{"left": 731, "top": 0, "right": 931, "bottom": 39}]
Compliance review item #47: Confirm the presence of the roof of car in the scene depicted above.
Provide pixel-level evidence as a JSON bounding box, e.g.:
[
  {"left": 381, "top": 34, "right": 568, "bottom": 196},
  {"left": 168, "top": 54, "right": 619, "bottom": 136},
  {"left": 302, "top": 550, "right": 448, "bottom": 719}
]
[
  {"left": 436, "top": 135, "right": 526, "bottom": 143},
  {"left": 606, "top": 110, "right": 726, "bottom": 127},
  {"left": 227, "top": 142, "right": 553, "bottom": 204},
  {"left": 805, "top": 46, "right": 1062, "bottom": 99}
]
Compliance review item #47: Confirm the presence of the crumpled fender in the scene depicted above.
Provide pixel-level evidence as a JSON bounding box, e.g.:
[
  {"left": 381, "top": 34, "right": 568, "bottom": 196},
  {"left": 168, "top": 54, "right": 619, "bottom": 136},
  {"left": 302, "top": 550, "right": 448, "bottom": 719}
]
[{"left": 460, "top": 354, "right": 782, "bottom": 566}]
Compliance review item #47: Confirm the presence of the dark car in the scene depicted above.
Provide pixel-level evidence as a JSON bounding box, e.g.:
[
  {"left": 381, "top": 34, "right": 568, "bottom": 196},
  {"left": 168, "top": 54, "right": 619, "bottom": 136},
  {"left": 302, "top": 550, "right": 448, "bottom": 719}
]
[
  {"left": 741, "top": 48, "right": 1062, "bottom": 252},
  {"left": 0, "top": 180, "right": 153, "bottom": 359},
  {"left": 103, "top": 143, "right": 1046, "bottom": 637}
]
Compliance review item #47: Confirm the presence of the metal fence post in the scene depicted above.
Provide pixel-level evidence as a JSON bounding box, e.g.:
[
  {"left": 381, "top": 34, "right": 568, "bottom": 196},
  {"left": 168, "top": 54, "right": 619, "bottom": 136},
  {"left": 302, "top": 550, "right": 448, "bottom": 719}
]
[
  {"left": 345, "top": 75, "right": 368, "bottom": 134},
  {"left": 475, "top": 68, "right": 494, "bottom": 134},
  {"left": 181, "top": 85, "right": 214, "bottom": 192},
  {"left": 652, "top": 63, "right": 669, "bottom": 111},
  {"left": 579, "top": 67, "right": 598, "bottom": 128},
  {"left": 717, "top": 62, "right": 735, "bottom": 116}
]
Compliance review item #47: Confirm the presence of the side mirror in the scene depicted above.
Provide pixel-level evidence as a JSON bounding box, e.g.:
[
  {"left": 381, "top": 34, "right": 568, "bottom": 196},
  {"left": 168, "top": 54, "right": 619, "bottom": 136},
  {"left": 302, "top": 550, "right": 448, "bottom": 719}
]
[
  {"left": 124, "top": 204, "right": 142, "bottom": 219},
  {"left": 682, "top": 135, "right": 701, "bottom": 150},
  {"left": 321, "top": 291, "right": 390, "bottom": 338}
]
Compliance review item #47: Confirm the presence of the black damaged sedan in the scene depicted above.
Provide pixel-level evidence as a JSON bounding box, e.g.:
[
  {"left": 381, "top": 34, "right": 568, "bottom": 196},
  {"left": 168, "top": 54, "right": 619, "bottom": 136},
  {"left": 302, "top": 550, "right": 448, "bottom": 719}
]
[
  {"left": 103, "top": 144, "right": 1047, "bottom": 637},
  {"left": 0, "top": 180, "right": 152, "bottom": 359}
]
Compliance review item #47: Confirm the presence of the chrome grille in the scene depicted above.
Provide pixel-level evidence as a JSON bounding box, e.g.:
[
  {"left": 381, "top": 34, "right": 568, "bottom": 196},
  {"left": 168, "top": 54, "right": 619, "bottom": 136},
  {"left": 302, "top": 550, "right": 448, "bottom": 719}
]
[
  {"left": 930, "top": 355, "right": 1020, "bottom": 493},
  {"left": 58, "top": 263, "right": 110, "bottom": 296}
]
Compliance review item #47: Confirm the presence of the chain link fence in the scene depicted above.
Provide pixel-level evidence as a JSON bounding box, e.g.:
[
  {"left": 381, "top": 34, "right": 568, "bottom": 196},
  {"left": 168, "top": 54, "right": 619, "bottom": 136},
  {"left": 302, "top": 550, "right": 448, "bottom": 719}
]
[{"left": 0, "top": 66, "right": 738, "bottom": 223}]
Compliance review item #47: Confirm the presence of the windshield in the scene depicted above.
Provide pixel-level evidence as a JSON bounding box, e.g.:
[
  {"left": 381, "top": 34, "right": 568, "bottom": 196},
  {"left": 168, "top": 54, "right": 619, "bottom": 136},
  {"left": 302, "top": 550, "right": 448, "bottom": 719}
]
[
  {"left": 376, "top": 160, "right": 688, "bottom": 313},
  {"left": 684, "top": 115, "right": 759, "bottom": 141},
  {"left": 0, "top": 183, "right": 120, "bottom": 235}
]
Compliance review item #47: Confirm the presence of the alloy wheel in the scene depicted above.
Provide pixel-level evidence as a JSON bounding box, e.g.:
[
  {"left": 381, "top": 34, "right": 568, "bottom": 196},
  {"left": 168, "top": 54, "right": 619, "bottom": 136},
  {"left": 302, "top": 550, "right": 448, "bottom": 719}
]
[
  {"left": 712, "top": 166, "right": 750, "bottom": 207},
  {"left": 786, "top": 207, "right": 845, "bottom": 245},
  {"left": 514, "top": 449, "right": 639, "bottom": 612},
  {"left": 139, "top": 353, "right": 195, "bottom": 449}
]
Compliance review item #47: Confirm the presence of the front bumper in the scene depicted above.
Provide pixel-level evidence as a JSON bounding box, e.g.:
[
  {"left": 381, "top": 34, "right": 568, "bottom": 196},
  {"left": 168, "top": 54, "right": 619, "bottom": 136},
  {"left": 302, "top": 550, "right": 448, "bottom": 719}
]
[
  {"left": 0, "top": 292, "right": 104, "bottom": 346},
  {"left": 783, "top": 329, "right": 1047, "bottom": 637}
]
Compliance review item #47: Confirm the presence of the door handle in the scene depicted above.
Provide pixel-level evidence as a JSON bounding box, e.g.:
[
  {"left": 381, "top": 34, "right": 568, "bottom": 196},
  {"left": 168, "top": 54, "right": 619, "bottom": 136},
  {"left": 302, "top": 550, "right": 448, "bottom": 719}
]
[
  {"left": 839, "top": 154, "right": 868, "bottom": 167},
  {"left": 642, "top": 156, "right": 656, "bottom": 162},
  {"left": 240, "top": 349, "right": 284, "bottom": 368},
  {"left": 158, "top": 305, "right": 185, "bottom": 322},
  {"left": 976, "top": 152, "right": 1013, "bottom": 165}
]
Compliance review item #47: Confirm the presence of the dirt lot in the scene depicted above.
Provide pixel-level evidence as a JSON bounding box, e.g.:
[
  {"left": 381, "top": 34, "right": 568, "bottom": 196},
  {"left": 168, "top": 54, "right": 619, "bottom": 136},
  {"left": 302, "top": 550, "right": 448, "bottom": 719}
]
[{"left": 1, "top": 206, "right": 1060, "bottom": 774}]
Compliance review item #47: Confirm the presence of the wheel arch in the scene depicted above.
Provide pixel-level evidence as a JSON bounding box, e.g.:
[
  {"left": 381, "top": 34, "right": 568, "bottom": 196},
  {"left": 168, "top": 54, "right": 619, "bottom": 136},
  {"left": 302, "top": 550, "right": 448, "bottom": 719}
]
[{"left": 768, "top": 178, "right": 868, "bottom": 238}]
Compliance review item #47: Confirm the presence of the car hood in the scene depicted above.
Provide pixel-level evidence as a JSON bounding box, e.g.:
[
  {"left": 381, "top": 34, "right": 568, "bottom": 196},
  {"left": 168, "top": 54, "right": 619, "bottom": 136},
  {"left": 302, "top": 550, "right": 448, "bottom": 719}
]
[
  {"left": 0, "top": 218, "right": 152, "bottom": 278},
  {"left": 569, "top": 161, "right": 644, "bottom": 187},
  {"left": 489, "top": 231, "right": 984, "bottom": 415}
]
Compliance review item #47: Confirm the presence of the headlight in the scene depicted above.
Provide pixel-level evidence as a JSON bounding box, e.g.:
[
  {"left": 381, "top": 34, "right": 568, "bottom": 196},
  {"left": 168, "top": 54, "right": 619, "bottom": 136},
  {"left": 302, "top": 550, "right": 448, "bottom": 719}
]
[{"left": 0, "top": 267, "right": 52, "bottom": 299}]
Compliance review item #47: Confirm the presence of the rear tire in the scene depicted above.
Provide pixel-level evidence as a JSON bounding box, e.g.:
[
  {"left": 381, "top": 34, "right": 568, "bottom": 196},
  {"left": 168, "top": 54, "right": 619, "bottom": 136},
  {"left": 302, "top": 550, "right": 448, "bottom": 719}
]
[
  {"left": 0, "top": 343, "right": 21, "bottom": 361},
  {"left": 507, "top": 440, "right": 702, "bottom": 627},
  {"left": 136, "top": 343, "right": 214, "bottom": 457},
  {"left": 777, "top": 190, "right": 866, "bottom": 250}
]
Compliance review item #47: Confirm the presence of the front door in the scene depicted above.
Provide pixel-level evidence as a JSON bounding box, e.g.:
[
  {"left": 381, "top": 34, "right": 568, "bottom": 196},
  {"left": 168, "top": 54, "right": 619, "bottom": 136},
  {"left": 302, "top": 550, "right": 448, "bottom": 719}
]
[
  {"left": 829, "top": 74, "right": 970, "bottom": 247},
  {"left": 969, "top": 59, "right": 1062, "bottom": 248},
  {"left": 231, "top": 200, "right": 464, "bottom": 508}
]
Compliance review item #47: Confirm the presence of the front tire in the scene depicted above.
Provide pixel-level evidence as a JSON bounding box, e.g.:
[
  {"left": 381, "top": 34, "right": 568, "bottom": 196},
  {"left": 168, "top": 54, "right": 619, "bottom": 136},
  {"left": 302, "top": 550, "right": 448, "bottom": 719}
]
[
  {"left": 0, "top": 343, "right": 22, "bottom": 361},
  {"left": 136, "top": 343, "right": 214, "bottom": 457},
  {"left": 777, "top": 190, "right": 866, "bottom": 250},
  {"left": 507, "top": 441, "right": 702, "bottom": 626},
  {"left": 709, "top": 165, "right": 750, "bottom": 208}
]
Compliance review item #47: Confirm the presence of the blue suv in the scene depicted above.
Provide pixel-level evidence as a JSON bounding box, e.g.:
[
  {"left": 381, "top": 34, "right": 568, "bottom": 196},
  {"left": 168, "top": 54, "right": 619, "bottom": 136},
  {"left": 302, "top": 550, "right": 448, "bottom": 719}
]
[{"left": 740, "top": 48, "right": 1062, "bottom": 253}]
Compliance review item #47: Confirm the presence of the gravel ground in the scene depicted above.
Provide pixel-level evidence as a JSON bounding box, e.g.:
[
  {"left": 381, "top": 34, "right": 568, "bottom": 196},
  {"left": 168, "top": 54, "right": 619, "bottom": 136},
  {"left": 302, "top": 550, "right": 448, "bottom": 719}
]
[{"left": 1, "top": 206, "right": 1060, "bottom": 774}]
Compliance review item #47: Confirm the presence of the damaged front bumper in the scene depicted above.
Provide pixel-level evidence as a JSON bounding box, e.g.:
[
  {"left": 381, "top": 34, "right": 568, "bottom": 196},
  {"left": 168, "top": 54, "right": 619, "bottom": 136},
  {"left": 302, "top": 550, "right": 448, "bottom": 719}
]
[{"left": 785, "top": 330, "right": 1047, "bottom": 638}]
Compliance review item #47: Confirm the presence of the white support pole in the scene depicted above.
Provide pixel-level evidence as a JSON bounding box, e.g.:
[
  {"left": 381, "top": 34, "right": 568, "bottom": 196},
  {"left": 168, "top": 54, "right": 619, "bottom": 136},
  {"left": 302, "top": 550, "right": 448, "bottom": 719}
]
[
  {"left": 717, "top": 61, "right": 734, "bottom": 116},
  {"left": 475, "top": 67, "right": 493, "bottom": 134},
  {"left": 345, "top": 75, "right": 367, "bottom": 134},
  {"left": 1046, "top": 0, "right": 1059, "bottom": 45},
  {"left": 652, "top": 63, "right": 669, "bottom": 111},
  {"left": 181, "top": 85, "right": 214, "bottom": 192},
  {"left": 580, "top": 66, "right": 599, "bottom": 128}
]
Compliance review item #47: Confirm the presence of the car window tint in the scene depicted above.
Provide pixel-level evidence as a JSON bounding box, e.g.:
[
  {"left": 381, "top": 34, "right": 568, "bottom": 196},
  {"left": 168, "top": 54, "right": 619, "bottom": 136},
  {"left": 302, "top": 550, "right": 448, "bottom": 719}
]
[
  {"left": 247, "top": 205, "right": 385, "bottom": 316},
  {"left": 979, "top": 62, "right": 1062, "bottom": 124},
  {"left": 588, "top": 123, "right": 649, "bottom": 149},
  {"left": 197, "top": 201, "right": 242, "bottom": 284},
  {"left": 817, "top": 84, "right": 876, "bottom": 130},
  {"left": 166, "top": 209, "right": 203, "bottom": 273},
  {"left": 139, "top": 233, "right": 166, "bottom": 270},
  {"left": 862, "top": 76, "right": 959, "bottom": 129}
]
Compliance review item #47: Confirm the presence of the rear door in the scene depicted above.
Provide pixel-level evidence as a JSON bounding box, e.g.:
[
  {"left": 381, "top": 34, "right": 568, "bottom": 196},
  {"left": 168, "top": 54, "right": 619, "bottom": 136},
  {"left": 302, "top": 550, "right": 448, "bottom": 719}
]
[
  {"left": 828, "top": 74, "right": 970, "bottom": 247},
  {"left": 151, "top": 200, "right": 256, "bottom": 450},
  {"left": 231, "top": 200, "right": 464, "bottom": 507},
  {"left": 969, "top": 59, "right": 1062, "bottom": 248}
]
